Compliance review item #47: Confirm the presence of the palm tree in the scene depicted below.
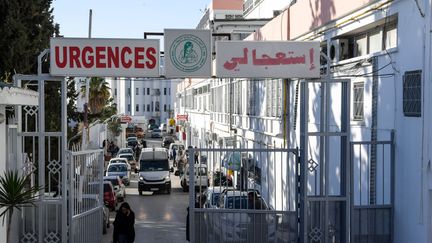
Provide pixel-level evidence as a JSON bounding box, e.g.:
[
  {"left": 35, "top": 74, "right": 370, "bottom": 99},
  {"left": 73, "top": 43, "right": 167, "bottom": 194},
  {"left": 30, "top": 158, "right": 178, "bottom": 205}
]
[
  {"left": 0, "top": 170, "right": 42, "bottom": 243},
  {"left": 80, "top": 77, "right": 111, "bottom": 114}
]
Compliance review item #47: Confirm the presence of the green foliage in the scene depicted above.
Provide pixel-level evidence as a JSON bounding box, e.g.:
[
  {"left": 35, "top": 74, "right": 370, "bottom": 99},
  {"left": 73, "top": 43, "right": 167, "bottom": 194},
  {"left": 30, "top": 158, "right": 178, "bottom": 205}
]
[
  {"left": 80, "top": 77, "right": 112, "bottom": 114},
  {"left": 0, "top": 0, "right": 59, "bottom": 81},
  {"left": 0, "top": 170, "right": 43, "bottom": 243}
]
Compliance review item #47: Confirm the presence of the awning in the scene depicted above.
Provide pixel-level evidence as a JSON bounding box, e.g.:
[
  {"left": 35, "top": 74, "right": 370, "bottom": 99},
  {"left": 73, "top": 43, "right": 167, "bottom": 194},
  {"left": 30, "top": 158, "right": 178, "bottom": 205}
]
[{"left": 0, "top": 86, "right": 39, "bottom": 106}]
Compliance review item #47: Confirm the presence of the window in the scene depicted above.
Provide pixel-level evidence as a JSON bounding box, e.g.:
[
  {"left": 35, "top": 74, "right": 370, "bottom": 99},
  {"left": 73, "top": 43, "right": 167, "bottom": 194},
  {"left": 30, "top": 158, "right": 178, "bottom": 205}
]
[
  {"left": 114, "top": 88, "right": 117, "bottom": 96},
  {"left": 147, "top": 88, "right": 150, "bottom": 95},
  {"left": 143, "top": 88, "right": 146, "bottom": 95},
  {"left": 147, "top": 104, "right": 150, "bottom": 112},
  {"left": 355, "top": 35, "right": 367, "bottom": 57},
  {"left": 136, "top": 104, "right": 139, "bottom": 112},
  {"left": 164, "top": 88, "right": 167, "bottom": 95},
  {"left": 368, "top": 29, "right": 382, "bottom": 54},
  {"left": 136, "top": 88, "right": 139, "bottom": 95},
  {"left": 127, "top": 104, "right": 131, "bottom": 112},
  {"left": 155, "top": 101, "right": 160, "bottom": 111},
  {"left": 164, "top": 104, "right": 167, "bottom": 112},
  {"left": 385, "top": 23, "right": 397, "bottom": 49},
  {"left": 403, "top": 70, "right": 422, "bottom": 117},
  {"left": 128, "top": 88, "right": 131, "bottom": 96},
  {"left": 353, "top": 82, "right": 364, "bottom": 121},
  {"left": 169, "top": 88, "right": 171, "bottom": 95},
  {"left": 143, "top": 104, "right": 145, "bottom": 111}
]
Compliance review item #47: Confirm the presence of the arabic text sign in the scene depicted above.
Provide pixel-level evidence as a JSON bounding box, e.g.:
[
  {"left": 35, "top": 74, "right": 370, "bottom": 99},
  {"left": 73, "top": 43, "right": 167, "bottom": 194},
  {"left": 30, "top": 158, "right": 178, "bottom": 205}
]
[
  {"left": 164, "top": 29, "right": 211, "bottom": 78},
  {"left": 216, "top": 41, "right": 320, "bottom": 78},
  {"left": 50, "top": 38, "right": 160, "bottom": 77}
]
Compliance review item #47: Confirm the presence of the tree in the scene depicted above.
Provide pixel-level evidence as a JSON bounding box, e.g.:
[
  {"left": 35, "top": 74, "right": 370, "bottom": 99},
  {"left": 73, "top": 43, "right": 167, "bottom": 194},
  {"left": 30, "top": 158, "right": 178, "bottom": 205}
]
[
  {"left": 0, "top": 171, "right": 42, "bottom": 243},
  {"left": 80, "top": 77, "right": 112, "bottom": 114},
  {"left": 0, "top": 0, "right": 59, "bottom": 82}
]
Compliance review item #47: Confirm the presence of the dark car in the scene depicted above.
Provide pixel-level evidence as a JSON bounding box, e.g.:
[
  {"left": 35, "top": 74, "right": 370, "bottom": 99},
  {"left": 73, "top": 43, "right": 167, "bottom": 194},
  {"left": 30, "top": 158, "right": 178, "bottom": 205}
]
[{"left": 162, "top": 136, "right": 175, "bottom": 148}]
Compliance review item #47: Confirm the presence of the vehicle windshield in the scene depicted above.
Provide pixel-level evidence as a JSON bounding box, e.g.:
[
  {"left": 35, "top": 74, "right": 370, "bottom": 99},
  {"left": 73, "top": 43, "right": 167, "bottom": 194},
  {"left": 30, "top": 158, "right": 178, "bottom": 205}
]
[
  {"left": 197, "top": 167, "right": 207, "bottom": 176},
  {"left": 140, "top": 160, "right": 169, "bottom": 171},
  {"left": 108, "top": 165, "right": 127, "bottom": 172}
]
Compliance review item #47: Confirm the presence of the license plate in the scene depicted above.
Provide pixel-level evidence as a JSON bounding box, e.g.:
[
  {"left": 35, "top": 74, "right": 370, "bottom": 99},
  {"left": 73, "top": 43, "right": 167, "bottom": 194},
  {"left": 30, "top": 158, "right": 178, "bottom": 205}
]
[{"left": 150, "top": 188, "right": 159, "bottom": 191}]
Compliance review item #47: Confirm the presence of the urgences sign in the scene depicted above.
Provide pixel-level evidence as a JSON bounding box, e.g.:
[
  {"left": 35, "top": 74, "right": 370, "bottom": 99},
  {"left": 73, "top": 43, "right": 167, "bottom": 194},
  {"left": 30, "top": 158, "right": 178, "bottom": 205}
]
[{"left": 50, "top": 38, "right": 160, "bottom": 77}]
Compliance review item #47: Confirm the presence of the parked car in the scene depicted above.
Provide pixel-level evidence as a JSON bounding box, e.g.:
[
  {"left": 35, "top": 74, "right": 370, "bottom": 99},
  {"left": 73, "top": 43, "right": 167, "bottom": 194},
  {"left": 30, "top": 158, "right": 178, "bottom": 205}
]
[
  {"left": 126, "top": 137, "right": 138, "bottom": 148},
  {"left": 162, "top": 136, "right": 175, "bottom": 149},
  {"left": 106, "top": 163, "right": 130, "bottom": 186},
  {"left": 103, "top": 176, "right": 126, "bottom": 202},
  {"left": 109, "top": 157, "right": 131, "bottom": 172},
  {"left": 117, "top": 148, "right": 134, "bottom": 156},
  {"left": 180, "top": 164, "right": 209, "bottom": 192},
  {"left": 118, "top": 153, "right": 138, "bottom": 172},
  {"left": 151, "top": 129, "right": 162, "bottom": 138},
  {"left": 102, "top": 181, "right": 117, "bottom": 211},
  {"left": 212, "top": 190, "right": 275, "bottom": 242}
]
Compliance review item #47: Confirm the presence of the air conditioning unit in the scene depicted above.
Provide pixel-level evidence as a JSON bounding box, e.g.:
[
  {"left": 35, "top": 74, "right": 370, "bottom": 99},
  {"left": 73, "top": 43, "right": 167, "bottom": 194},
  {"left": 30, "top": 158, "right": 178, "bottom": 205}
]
[{"left": 329, "top": 39, "right": 349, "bottom": 63}]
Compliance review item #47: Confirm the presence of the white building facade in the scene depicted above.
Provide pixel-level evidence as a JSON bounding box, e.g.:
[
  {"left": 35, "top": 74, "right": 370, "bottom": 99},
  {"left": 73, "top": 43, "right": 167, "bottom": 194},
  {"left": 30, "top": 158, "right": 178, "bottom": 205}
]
[
  {"left": 177, "top": 0, "right": 432, "bottom": 242},
  {"left": 107, "top": 77, "right": 180, "bottom": 125}
]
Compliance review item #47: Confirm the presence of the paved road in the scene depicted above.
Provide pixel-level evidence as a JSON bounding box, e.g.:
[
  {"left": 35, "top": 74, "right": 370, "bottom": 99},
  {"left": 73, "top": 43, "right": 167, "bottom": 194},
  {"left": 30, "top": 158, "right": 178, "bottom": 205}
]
[{"left": 102, "top": 137, "right": 190, "bottom": 243}]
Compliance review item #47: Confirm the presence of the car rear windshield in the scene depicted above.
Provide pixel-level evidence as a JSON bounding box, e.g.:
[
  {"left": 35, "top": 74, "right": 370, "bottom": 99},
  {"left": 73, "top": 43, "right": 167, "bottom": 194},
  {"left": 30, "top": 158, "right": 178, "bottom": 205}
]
[
  {"left": 108, "top": 165, "right": 127, "bottom": 172},
  {"left": 140, "top": 160, "right": 169, "bottom": 171}
]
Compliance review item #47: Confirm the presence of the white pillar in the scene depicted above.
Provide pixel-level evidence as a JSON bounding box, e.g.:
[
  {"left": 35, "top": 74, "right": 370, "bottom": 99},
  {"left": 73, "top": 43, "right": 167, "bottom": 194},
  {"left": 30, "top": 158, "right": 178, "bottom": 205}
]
[
  {"left": 0, "top": 106, "right": 6, "bottom": 173},
  {"left": 0, "top": 105, "right": 6, "bottom": 240}
]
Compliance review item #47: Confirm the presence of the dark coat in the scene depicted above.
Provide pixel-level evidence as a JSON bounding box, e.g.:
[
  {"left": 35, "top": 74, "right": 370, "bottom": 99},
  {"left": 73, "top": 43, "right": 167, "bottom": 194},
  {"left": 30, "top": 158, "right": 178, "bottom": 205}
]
[{"left": 113, "top": 209, "right": 135, "bottom": 243}]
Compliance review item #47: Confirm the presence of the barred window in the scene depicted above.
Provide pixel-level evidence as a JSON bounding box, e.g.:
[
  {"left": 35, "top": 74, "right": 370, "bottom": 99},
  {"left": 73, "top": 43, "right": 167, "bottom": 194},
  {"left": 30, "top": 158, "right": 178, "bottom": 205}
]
[
  {"left": 403, "top": 70, "right": 421, "bottom": 117},
  {"left": 353, "top": 82, "right": 364, "bottom": 121}
]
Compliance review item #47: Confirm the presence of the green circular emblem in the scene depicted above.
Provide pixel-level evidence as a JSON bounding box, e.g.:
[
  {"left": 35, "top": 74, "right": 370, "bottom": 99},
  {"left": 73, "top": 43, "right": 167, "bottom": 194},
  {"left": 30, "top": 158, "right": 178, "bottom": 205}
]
[{"left": 170, "top": 34, "right": 207, "bottom": 73}]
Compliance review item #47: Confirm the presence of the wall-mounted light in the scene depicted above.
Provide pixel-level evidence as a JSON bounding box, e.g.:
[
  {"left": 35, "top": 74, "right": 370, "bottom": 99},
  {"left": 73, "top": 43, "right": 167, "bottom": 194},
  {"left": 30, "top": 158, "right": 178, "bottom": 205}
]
[{"left": 0, "top": 113, "right": 5, "bottom": 124}]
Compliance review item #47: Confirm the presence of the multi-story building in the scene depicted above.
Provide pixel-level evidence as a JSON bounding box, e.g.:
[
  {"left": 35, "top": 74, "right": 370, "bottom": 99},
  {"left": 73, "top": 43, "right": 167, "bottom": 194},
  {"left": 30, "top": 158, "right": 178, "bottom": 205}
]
[
  {"left": 178, "top": 0, "right": 432, "bottom": 242},
  {"left": 108, "top": 77, "right": 181, "bottom": 125}
]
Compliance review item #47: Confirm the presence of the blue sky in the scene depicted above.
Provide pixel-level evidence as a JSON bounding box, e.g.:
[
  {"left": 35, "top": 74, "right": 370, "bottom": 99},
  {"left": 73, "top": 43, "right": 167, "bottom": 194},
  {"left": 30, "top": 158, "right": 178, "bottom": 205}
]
[{"left": 52, "top": 0, "right": 210, "bottom": 38}]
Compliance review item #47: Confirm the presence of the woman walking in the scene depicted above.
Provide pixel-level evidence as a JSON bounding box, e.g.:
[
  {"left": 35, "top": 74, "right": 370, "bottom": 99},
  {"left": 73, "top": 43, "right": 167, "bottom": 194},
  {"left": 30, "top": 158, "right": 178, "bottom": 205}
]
[{"left": 113, "top": 202, "right": 135, "bottom": 243}]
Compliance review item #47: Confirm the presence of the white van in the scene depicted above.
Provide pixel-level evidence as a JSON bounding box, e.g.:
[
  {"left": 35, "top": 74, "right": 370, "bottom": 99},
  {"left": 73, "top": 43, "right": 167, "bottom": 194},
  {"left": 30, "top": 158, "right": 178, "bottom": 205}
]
[
  {"left": 180, "top": 164, "right": 209, "bottom": 192},
  {"left": 138, "top": 148, "right": 173, "bottom": 195}
]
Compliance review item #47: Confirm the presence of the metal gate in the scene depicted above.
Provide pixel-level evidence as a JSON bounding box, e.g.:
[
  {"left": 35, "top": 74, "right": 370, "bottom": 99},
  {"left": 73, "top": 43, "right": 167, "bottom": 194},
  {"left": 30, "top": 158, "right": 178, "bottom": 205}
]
[
  {"left": 188, "top": 146, "right": 299, "bottom": 243},
  {"left": 68, "top": 149, "right": 104, "bottom": 243},
  {"left": 350, "top": 133, "right": 394, "bottom": 243},
  {"left": 299, "top": 79, "right": 350, "bottom": 243},
  {"left": 14, "top": 74, "right": 69, "bottom": 243},
  {"left": 14, "top": 66, "right": 105, "bottom": 243}
]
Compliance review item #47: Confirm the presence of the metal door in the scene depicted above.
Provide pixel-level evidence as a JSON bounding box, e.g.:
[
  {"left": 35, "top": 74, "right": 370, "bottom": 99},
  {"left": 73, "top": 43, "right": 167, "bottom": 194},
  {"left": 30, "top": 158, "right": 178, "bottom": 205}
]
[{"left": 299, "top": 79, "right": 350, "bottom": 243}]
